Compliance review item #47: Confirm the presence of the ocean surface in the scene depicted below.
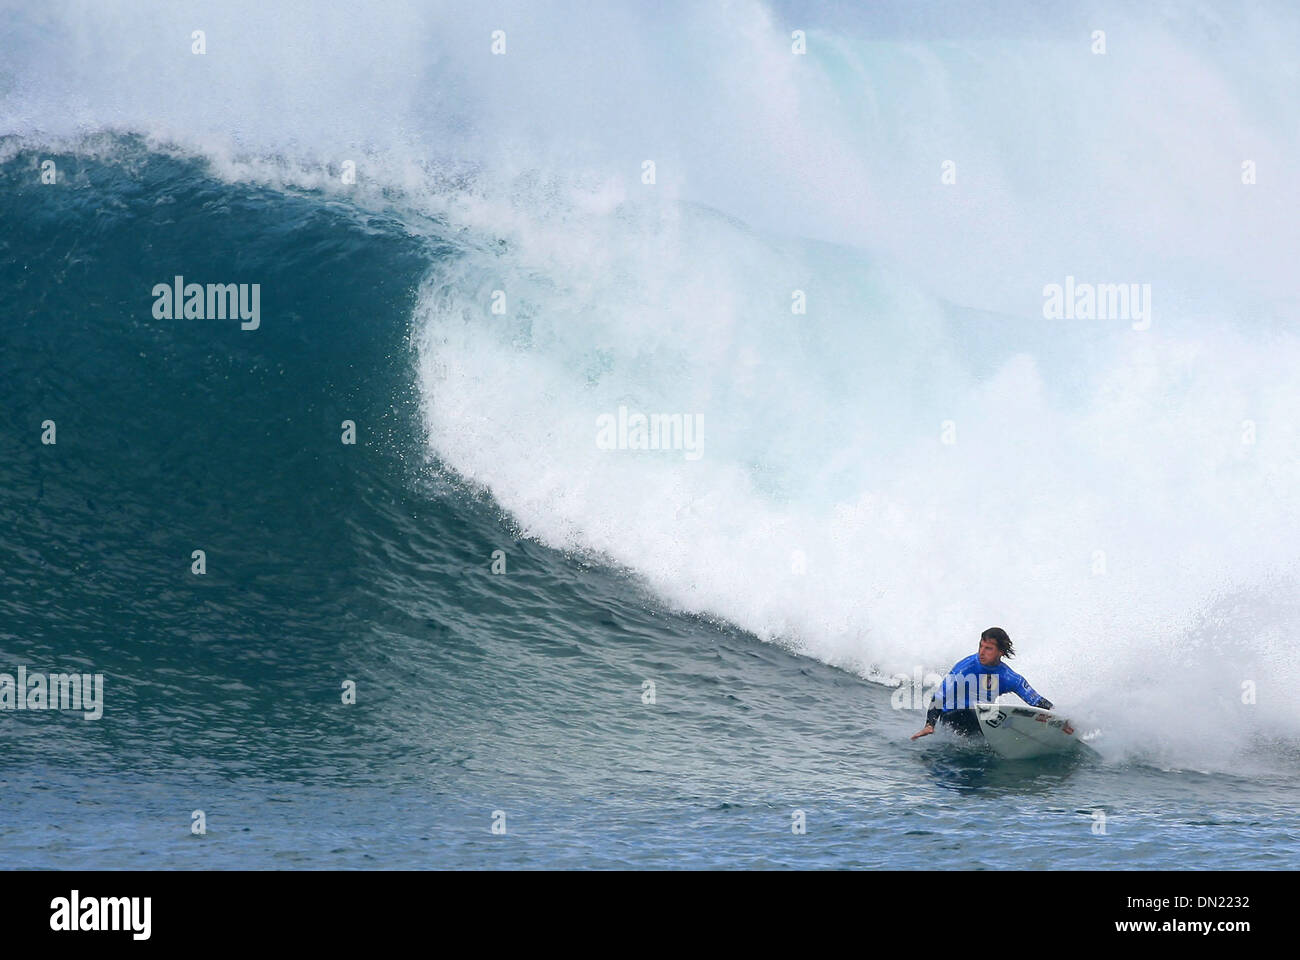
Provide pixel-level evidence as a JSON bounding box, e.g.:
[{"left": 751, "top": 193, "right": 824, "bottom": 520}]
[{"left": 2, "top": 1, "right": 1299, "bottom": 869}]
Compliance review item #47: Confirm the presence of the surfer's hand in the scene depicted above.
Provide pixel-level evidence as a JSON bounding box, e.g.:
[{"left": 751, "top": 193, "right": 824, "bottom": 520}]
[{"left": 911, "top": 725, "right": 934, "bottom": 740}]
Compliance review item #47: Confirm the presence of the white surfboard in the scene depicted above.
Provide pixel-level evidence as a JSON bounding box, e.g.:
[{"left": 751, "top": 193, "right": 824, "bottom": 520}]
[{"left": 973, "top": 702, "right": 1098, "bottom": 759}]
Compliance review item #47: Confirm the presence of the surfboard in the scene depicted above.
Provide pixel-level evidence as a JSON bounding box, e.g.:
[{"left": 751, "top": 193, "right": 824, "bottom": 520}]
[{"left": 972, "top": 702, "right": 1098, "bottom": 759}]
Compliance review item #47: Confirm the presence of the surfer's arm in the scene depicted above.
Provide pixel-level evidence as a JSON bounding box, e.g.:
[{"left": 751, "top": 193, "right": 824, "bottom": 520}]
[
  {"left": 913, "top": 660, "right": 967, "bottom": 739},
  {"left": 925, "top": 676, "right": 951, "bottom": 726},
  {"left": 910, "top": 691, "right": 943, "bottom": 738},
  {"left": 1009, "top": 670, "right": 1053, "bottom": 710}
]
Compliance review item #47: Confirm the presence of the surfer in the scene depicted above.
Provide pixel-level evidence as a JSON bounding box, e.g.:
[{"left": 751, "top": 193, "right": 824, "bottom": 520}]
[{"left": 910, "top": 627, "right": 1053, "bottom": 739}]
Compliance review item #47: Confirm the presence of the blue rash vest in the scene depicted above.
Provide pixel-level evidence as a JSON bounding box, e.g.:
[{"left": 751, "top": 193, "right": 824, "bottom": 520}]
[{"left": 925, "top": 654, "right": 1052, "bottom": 727}]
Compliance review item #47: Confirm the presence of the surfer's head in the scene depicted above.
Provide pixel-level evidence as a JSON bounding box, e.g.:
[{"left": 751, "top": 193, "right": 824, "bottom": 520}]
[{"left": 979, "top": 627, "right": 1013, "bottom": 664}]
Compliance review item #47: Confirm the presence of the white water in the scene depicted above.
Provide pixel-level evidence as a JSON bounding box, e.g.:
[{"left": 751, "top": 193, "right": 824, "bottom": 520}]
[{"left": 4, "top": 0, "right": 1299, "bottom": 771}]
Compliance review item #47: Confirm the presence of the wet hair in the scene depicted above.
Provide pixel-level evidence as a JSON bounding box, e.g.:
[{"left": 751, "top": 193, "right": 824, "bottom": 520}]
[{"left": 980, "top": 627, "right": 1014, "bottom": 658}]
